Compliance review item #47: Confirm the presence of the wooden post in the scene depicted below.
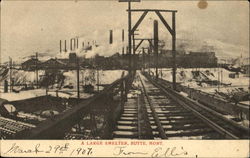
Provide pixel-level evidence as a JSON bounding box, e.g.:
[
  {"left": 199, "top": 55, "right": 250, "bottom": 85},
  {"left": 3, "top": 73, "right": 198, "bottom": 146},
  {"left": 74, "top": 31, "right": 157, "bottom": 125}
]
[
  {"left": 172, "top": 12, "right": 176, "bottom": 90},
  {"left": 154, "top": 20, "right": 159, "bottom": 80},
  {"left": 77, "top": 58, "right": 80, "bottom": 100}
]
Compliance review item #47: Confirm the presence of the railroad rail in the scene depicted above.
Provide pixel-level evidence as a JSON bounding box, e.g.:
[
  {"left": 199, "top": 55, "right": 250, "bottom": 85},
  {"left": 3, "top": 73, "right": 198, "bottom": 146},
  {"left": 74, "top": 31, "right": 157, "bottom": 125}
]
[{"left": 112, "top": 71, "right": 249, "bottom": 139}]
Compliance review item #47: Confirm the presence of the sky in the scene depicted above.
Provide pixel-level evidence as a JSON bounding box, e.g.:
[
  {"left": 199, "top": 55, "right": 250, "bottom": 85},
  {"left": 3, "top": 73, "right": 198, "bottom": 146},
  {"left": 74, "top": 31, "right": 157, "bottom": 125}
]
[{"left": 1, "top": 0, "right": 249, "bottom": 63}]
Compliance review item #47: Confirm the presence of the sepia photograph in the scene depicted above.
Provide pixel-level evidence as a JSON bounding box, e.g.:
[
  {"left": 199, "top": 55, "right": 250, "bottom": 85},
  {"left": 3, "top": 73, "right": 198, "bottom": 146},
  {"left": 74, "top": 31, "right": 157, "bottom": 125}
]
[{"left": 0, "top": 0, "right": 249, "bottom": 157}]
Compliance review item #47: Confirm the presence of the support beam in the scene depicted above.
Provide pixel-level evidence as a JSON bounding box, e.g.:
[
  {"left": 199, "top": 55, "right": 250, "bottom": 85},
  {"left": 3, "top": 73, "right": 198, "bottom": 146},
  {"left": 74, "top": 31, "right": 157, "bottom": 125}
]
[
  {"left": 128, "top": 9, "right": 177, "bottom": 12},
  {"left": 134, "top": 39, "right": 144, "bottom": 52},
  {"left": 135, "top": 38, "right": 153, "bottom": 40},
  {"left": 154, "top": 20, "right": 159, "bottom": 80},
  {"left": 128, "top": 1, "right": 132, "bottom": 72},
  {"left": 147, "top": 39, "right": 154, "bottom": 49},
  {"left": 131, "top": 11, "right": 148, "bottom": 33},
  {"left": 172, "top": 12, "right": 176, "bottom": 90},
  {"left": 155, "top": 11, "right": 174, "bottom": 36}
]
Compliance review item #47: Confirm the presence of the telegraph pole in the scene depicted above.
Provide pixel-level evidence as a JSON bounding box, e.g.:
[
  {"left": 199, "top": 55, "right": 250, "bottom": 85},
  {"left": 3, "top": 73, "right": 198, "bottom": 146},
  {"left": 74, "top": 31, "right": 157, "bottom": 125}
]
[
  {"left": 36, "top": 52, "right": 39, "bottom": 89},
  {"left": 77, "top": 58, "right": 80, "bottom": 100},
  {"left": 148, "top": 47, "right": 151, "bottom": 75},
  {"left": 142, "top": 47, "right": 145, "bottom": 71},
  {"left": 122, "top": 29, "right": 125, "bottom": 56},
  {"left": 9, "top": 57, "right": 12, "bottom": 92}
]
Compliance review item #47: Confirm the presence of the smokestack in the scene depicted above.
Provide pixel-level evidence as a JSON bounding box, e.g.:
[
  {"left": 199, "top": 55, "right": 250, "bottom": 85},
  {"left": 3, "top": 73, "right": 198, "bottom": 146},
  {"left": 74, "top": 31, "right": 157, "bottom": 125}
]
[
  {"left": 109, "top": 30, "right": 113, "bottom": 44},
  {"left": 70, "top": 39, "right": 72, "bottom": 51},
  {"left": 154, "top": 20, "right": 159, "bottom": 79},
  {"left": 60, "top": 40, "right": 62, "bottom": 53},
  {"left": 77, "top": 38, "right": 78, "bottom": 49},
  {"left": 64, "top": 40, "right": 67, "bottom": 52},
  {"left": 122, "top": 29, "right": 124, "bottom": 42},
  {"left": 82, "top": 42, "right": 84, "bottom": 48},
  {"left": 74, "top": 38, "right": 76, "bottom": 50}
]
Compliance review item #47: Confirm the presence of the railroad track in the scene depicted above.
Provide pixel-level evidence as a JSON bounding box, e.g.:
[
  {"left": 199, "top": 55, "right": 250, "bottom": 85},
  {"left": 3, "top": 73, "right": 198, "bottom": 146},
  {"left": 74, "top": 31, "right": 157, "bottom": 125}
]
[{"left": 112, "top": 72, "right": 249, "bottom": 139}]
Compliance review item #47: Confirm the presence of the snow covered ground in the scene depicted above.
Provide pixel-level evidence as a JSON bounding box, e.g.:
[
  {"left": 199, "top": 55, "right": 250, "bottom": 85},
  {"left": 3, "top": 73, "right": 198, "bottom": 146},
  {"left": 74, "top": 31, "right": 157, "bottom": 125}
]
[
  {"left": 155, "top": 68, "right": 249, "bottom": 94},
  {"left": 0, "top": 89, "right": 46, "bottom": 101},
  {"left": 0, "top": 69, "right": 127, "bottom": 101}
]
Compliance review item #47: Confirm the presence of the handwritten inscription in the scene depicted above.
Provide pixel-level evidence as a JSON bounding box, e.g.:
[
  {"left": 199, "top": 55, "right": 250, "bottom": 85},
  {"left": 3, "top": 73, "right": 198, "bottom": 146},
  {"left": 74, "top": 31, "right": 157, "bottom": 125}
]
[
  {"left": 113, "top": 146, "right": 148, "bottom": 156},
  {"left": 151, "top": 146, "right": 188, "bottom": 157},
  {"left": 113, "top": 146, "right": 188, "bottom": 157},
  {"left": 4, "top": 143, "right": 93, "bottom": 156},
  {"left": 3, "top": 142, "right": 189, "bottom": 157}
]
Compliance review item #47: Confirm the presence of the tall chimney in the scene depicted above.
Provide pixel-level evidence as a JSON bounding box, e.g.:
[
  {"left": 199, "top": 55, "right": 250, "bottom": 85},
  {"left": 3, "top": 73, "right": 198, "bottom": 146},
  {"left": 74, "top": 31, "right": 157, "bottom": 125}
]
[
  {"left": 74, "top": 38, "right": 76, "bottom": 50},
  {"left": 122, "top": 29, "right": 124, "bottom": 42},
  {"left": 77, "top": 38, "right": 78, "bottom": 49},
  {"left": 64, "top": 40, "right": 67, "bottom": 52},
  {"left": 60, "top": 40, "right": 62, "bottom": 53},
  {"left": 122, "top": 29, "right": 124, "bottom": 55},
  {"left": 70, "top": 39, "right": 72, "bottom": 51},
  {"left": 109, "top": 30, "right": 113, "bottom": 44},
  {"left": 82, "top": 42, "right": 84, "bottom": 48}
]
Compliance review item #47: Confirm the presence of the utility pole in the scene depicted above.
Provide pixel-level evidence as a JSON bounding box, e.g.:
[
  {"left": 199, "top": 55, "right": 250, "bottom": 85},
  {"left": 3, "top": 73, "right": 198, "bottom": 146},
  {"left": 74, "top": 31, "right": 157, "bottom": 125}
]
[
  {"left": 122, "top": 29, "right": 125, "bottom": 56},
  {"left": 97, "top": 67, "right": 100, "bottom": 92},
  {"left": 36, "top": 52, "right": 39, "bottom": 89},
  {"left": 9, "top": 57, "right": 12, "bottom": 92},
  {"left": 148, "top": 47, "right": 151, "bottom": 75},
  {"left": 77, "top": 58, "right": 80, "bottom": 100},
  {"left": 142, "top": 47, "right": 145, "bottom": 71},
  {"left": 154, "top": 20, "right": 159, "bottom": 80}
]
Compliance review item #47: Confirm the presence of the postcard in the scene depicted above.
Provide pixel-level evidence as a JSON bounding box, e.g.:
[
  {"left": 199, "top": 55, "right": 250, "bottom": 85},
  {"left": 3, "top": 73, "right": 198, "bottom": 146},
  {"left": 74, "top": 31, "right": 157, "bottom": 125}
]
[{"left": 0, "top": 0, "right": 249, "bottom": 157}]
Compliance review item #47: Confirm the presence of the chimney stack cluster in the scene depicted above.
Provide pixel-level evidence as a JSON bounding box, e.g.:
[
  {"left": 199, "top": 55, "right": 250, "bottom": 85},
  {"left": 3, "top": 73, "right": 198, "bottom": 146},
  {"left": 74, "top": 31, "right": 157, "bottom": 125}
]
[{"left": 60, "top": 37, "right": 80, "bottom": 53}]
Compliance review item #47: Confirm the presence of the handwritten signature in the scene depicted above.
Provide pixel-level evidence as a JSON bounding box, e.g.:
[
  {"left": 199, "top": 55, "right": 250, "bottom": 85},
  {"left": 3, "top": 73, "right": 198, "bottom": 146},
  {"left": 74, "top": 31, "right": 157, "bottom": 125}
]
[
  {"left": 113, "top": 146, "right": 188, "bottom": 157},
  {"left": 113, "top": 146, "right": 148, "bottom": 156}
]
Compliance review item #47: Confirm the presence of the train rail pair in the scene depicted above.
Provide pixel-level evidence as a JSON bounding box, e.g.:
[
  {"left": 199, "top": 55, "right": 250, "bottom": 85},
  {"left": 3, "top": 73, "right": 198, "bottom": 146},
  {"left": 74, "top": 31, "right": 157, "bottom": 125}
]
[{"left": 113, "top": 72, "right": 249, "bottom": 139}]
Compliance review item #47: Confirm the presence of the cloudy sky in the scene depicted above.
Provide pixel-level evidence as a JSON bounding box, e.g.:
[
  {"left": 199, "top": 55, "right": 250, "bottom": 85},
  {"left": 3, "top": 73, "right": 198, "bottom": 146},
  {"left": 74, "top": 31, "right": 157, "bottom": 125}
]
[{"left": 1, "top": 0, "right": 249, "bottom": 63}]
